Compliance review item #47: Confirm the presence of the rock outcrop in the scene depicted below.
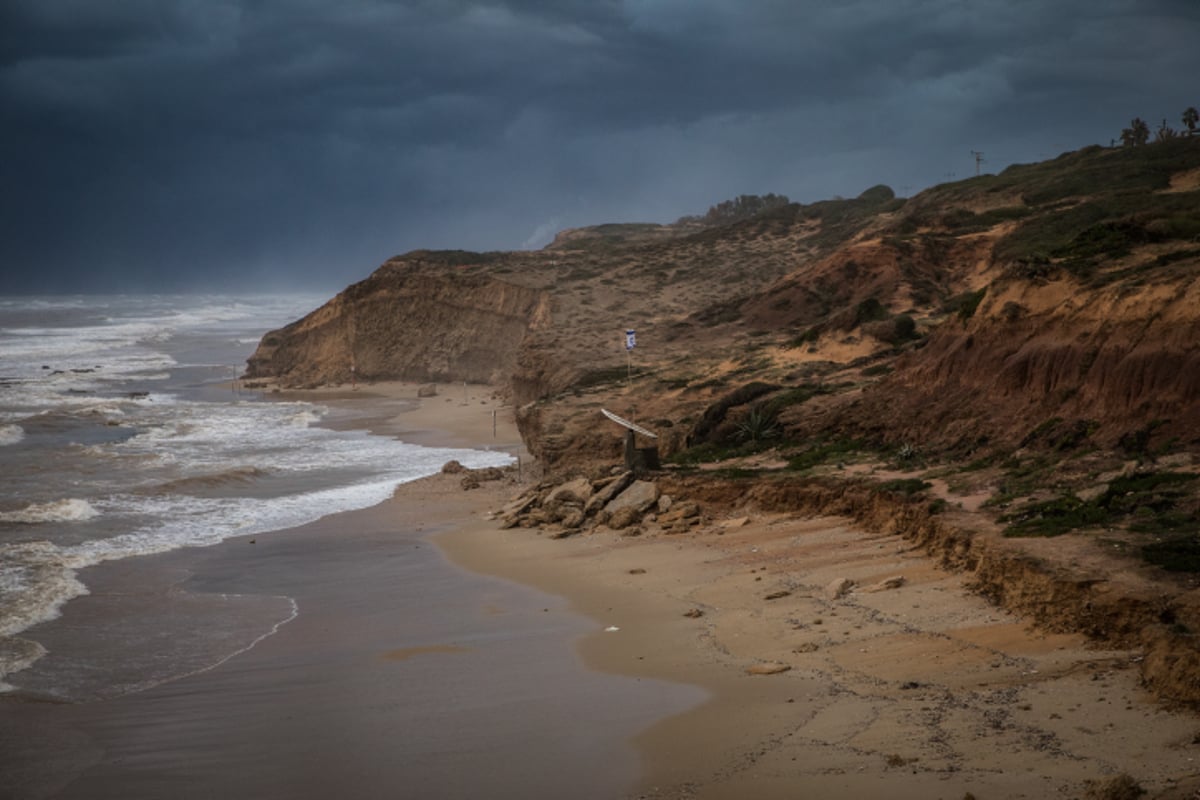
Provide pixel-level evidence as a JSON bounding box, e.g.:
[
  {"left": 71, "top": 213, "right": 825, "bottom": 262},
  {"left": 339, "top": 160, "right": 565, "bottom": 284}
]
[
  {"left": 248, "top": 140, "right": 1200, "bottom": 706},
  {"left": 496, "top": 473, "right": 700, "bottom": 537},
  {"left": 246, "top": 254, "right": 551, "bottom": 389}
]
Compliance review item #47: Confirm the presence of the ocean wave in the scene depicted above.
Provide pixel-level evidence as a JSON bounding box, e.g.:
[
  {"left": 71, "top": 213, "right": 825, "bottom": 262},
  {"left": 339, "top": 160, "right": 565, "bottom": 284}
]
[
  {"left": 34, "top": 401, "right": 129, "bottom": 418},
  {"left": 0, "top": 636, "right": 48, "bottom": 693},
  {"left": 0, "top": 424, "right": 23, "bottom": 445},
  {"left": 14, "top": 406, "right": 128, "bottom": 438},
  {"left": 0, "top": 540, "right": 89, "bottom": 637},
  {"left": 0, "top": 498, "right": 101, "bottom": 524},
  {"left": 0, "top": 540, "right": 89, "bottom": 687},
  {"left": 149, "top": 466, "right": 271, "bottom": 494},
  {"left": 0, "top": 446, "right": 513, "bottom": 686},
  {"left": 287, "top": 409, "right": 323, "bottom": 428}
]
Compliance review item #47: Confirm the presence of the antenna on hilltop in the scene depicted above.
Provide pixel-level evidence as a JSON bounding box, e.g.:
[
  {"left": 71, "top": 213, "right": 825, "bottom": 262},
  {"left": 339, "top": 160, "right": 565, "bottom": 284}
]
[{"left": 970, "top": 150, "right": 985, "bottom": 177}]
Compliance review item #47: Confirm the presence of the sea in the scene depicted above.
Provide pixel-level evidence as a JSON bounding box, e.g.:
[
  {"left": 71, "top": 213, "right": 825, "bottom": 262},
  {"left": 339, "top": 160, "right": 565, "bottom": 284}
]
[{"left": 0, "top": 293, "right": 515, "bottom": 692}]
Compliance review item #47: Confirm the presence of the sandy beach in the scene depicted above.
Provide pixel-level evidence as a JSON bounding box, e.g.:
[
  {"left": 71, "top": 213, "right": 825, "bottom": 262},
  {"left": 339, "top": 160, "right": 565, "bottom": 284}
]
[
  {"left": 0, "top": 383, "right": 699, "bottom": 800},
  {"left": 445, "top": 503, "right": 1200, "bottom": 799},
  {"left": 5, "top": 381, "right": 1200, "bottom": 799},
  {"left": 280, "top": 382, "right": 1200, "bottom": 798}
]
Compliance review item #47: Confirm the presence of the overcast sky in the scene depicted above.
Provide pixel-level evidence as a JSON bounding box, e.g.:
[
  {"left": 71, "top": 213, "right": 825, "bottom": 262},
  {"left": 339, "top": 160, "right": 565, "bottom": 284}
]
[{"left": 2, "top": 0, "right": 1196, "bottom": 293}]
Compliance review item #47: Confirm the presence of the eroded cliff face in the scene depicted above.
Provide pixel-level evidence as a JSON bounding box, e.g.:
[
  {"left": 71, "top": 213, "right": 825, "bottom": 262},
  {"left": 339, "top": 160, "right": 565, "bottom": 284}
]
[
  {"left": 247, "top": 141, "right": 1200, "bottom": 474},
  {"left": 242, "top": 141, "right": 1200, "bottom": 708},
  {"left": 856, "top": 272, "right": 1200, "bottom": 453},
  {"left": 246, "top": 258, "right": 551, "bottom": 388}
]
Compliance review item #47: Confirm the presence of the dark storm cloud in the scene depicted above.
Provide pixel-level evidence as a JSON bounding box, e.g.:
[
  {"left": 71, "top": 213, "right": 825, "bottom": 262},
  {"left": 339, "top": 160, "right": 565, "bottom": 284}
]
[{"left": 1, "top": 0, "right": 1196, "bottom": 292}]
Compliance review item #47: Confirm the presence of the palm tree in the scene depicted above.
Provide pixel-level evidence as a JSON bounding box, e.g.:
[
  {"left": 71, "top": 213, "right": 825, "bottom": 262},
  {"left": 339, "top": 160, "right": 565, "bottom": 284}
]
[
  {"left": 1184, "top": 107, "right": 1199, "bottom": 136},
  {"left": 1121, "top": 117, "right": 1151, "bottom": 146},
  {"left": 1156, "top": 119, "right": 1179, "bottom": 142}
]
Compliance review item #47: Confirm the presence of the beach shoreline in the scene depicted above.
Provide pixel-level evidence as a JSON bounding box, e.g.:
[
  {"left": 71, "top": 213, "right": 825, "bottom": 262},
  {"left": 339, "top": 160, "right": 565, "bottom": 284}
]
[
  {"left": 413, "top": 381, "right": 1200, "bottom": 799},
  {"left": 6, "top": 380, "right": 1200, "bottom": 799},
  {"left": 445, "top": 510, "right": 1200, "bottom": 799},
  {"left": 0, "top": 381, "right": 700, "bottom": 800}
]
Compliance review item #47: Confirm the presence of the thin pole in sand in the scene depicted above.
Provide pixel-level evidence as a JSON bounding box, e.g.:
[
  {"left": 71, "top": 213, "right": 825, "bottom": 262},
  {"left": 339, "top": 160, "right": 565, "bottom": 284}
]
[
  {"left": 624, "top": 328, "right": 636, "bottom": 385},
  {"left": 492, "top": 409, "right": 497, "bottom": 438}
]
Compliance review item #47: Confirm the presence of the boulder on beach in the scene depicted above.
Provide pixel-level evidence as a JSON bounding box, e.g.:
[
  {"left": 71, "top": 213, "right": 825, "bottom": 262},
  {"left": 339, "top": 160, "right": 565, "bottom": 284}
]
[
  {"left": 604, "top": 480, "right": 659, "bottom": 516},
  {"left": 560, "top": 508, "right": 585, "bottom": 529},
  {"left": 584, "top": 472, "right": 634, "bottom": 516},
  {"left": 545, "top": 478, "right": 593, "bottom": 509},
  {"left": 496, "top": 474, "right": 701, "bottom": 538},
  {"left": 607, "top": 506, "right": 642, "bottom": 530},
  {"left": 659, "top": 501, "right": 702, "bottom": 534}
]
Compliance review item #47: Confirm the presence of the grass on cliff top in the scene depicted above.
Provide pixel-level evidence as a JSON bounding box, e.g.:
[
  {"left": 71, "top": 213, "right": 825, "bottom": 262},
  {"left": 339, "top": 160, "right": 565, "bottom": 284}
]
[
  {"left": 994, "top": 190, "right": 1200, "bottom": 283},
  {"left": 1001, "top": 471, "right": 1198, "bottom": 541},
  {"left": 916, "top": 138, "right": 1200, "bottom": 211},
  {"left": 891, "top": 138, "right": 1200, "bottom": 284},
  {"left": 547, "top": 223, "right": 685, "bottom": 252},
  {"left": 388, "top": 248, "right": 510, "bottom": 266}
]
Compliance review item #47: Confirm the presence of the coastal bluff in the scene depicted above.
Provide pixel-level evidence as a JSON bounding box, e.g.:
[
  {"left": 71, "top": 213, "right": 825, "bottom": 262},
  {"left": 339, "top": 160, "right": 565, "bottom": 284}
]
[
  {"left": 246, "top": 251, "right": 552, "bottom": 390},
  {"left": 246, "top": 139, "right": 1200, "bottom": 707}
]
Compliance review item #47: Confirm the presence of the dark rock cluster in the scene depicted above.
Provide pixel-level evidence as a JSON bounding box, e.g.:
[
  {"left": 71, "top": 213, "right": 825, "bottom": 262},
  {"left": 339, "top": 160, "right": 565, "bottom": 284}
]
[{"left": 493, "top": 471, "right": 703, "bottom": 538}]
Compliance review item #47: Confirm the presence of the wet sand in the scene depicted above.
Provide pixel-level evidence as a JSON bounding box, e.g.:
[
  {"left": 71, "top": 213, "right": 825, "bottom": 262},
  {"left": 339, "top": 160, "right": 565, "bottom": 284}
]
[
  {"left": 0, "top": 383, "right": 701, "bottom": 799},
  {"left": 442, "top": 510, "right": 1200, "bottom": 798},
  {"left": 8, "top": 381, "right": 1200, "bottom": 799}
]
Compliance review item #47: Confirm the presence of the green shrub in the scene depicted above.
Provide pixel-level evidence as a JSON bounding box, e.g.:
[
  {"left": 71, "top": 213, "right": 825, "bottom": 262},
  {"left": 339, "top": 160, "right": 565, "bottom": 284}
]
[
  {"left": 1143, "top": 537, "right": 1200, "bottom": 572},
  {"left": 854, "top": 297, "right": 888, "bottom": 325},
  {"left": 735, "top": 405, "right": 781, "bottom": 444},
  {"left": 1003, "top": 471, "right": 1198, "bottom": 539},
  {"left": 690, "top": 382, "right": 781, "bottom": 445},
  {"left": 786, "top": 439, "right": 863, "bottom": 471},
  {"left": 944, "top": 288, "right": 987, "bottom": 321},
  {"left": 877, "top": 478, "right": 932, "bottom": 496},
  {"left": 789, "top": 327, "right": 820, "bottom": 347}
]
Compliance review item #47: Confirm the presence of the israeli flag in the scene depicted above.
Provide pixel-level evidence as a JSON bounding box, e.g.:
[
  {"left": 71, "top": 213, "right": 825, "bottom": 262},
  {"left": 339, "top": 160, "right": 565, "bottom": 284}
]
[{"left": 625, "top": 329, "right": 636, "bottom": 351}]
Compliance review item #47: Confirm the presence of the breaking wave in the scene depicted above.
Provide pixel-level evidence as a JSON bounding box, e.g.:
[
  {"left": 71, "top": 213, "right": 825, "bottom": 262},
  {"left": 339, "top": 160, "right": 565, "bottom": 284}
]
[
  {"left": 0, "top": 498, "right": 101, "bottom": 524},
  {"left": 149, "top": 466, "right": 271, "bottom": 494}
]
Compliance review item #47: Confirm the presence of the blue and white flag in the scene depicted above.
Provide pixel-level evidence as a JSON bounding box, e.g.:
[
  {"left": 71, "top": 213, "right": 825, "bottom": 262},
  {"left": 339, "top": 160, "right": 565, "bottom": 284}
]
[{"left": 625, "top": 329, "right": 636, "bottom": 351}]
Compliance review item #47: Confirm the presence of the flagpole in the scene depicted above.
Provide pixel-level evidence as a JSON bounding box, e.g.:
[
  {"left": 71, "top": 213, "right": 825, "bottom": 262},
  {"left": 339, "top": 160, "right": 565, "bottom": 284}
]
[{"left": 624, "top": 328, "right": 636, "bottom": 385}]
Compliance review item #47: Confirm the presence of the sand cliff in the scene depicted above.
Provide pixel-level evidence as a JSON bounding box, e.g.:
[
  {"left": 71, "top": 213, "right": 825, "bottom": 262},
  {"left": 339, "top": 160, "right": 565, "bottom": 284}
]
[{"left": 246, "top": 138, "right": 1200, "bottom": 707}]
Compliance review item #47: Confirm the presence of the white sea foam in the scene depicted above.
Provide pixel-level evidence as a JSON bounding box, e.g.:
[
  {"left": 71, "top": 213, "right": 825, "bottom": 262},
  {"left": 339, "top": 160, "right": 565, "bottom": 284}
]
[
  {"left": 0, "top": 498, "right": 101, "bottom": 524},
  {"left": 0, "top": 636, "right": 47, "bottom": 693},
  {"left": 287, "top": 409, "right": 323, "bottom": 427},
  {"left": 0, "top": 297, "right": 86, "bottom": 312},
  {"left": 0, "top": 541, "right": 90, "bottom": 637},
  {"left": 0, "top": 445, "right": 511, "bottom": 677},
  {"left": 1, "top": 292, "right": 513, "bottom": 690},
  {"left": 0, "top": 541, "right": 89, "bottom": 686}
]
